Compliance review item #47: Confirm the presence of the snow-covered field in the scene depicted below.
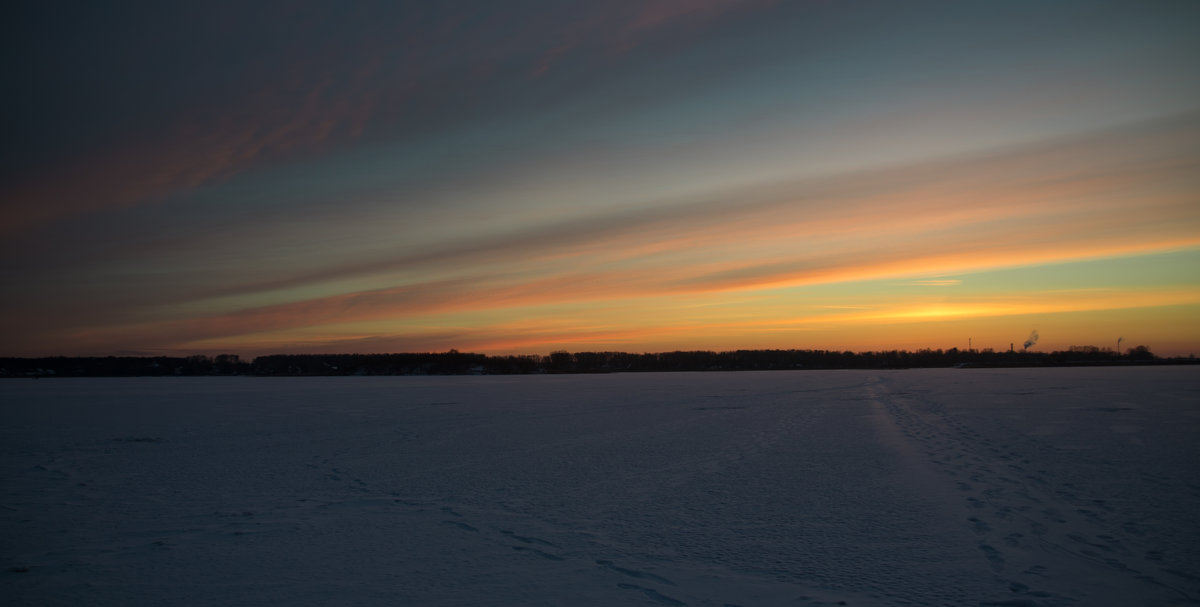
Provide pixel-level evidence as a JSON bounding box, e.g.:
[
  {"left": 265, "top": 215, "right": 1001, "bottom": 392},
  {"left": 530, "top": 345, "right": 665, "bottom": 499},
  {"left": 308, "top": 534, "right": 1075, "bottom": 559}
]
[{"left": 3, "top": 368, "right": 1198, "bottom": 606}]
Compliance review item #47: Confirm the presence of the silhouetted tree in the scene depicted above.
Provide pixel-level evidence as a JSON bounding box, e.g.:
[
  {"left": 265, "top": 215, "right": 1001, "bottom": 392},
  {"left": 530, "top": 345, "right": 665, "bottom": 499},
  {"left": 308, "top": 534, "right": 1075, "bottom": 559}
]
[{"left": 1128, "top": 345, "right": 1154, "bottom": 361}]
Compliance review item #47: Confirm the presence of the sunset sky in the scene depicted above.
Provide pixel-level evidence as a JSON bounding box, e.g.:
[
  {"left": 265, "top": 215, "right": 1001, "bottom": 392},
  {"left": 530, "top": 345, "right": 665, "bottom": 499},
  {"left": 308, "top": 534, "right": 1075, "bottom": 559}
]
[{"left": 4, "top": 1, "right": 1199, "bottom": 358}]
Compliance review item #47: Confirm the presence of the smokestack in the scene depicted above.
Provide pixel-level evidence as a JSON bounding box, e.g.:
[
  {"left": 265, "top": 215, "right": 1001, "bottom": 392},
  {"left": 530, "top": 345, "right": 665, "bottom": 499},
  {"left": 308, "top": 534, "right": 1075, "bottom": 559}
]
[{"left": 1010, "top": 343, "right": 1014, "bottom": 353}]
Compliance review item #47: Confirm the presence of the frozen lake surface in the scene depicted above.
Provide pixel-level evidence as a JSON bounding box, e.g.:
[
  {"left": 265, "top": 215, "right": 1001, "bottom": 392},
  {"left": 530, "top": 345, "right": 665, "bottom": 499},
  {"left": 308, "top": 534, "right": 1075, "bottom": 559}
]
[{"left": 3, "top": 368, "right": 1199, "bottom": 606}]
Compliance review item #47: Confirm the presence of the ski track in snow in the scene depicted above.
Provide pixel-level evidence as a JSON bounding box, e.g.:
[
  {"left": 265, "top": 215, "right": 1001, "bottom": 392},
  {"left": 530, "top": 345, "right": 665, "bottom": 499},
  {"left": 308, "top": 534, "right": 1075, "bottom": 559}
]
[{"left": 1, "top": 368, "right": 1198, "bottom": 606}]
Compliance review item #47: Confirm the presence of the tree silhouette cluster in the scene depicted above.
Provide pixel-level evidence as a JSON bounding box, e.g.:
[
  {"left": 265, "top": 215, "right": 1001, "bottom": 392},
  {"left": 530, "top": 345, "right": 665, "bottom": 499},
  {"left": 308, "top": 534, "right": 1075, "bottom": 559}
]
[
  {"left": 1, "top": 345, "right": 1188, "bottom": 378},
  {"left": 0, "top": 354, "right": 248, "bottom": 377}
]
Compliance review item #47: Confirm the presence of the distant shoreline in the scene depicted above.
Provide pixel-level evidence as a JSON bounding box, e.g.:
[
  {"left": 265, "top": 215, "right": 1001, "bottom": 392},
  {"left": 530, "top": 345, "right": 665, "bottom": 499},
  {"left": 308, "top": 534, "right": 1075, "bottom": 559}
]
[{"left": 3, "top": 348, "right": 1194, "bottom": 378}]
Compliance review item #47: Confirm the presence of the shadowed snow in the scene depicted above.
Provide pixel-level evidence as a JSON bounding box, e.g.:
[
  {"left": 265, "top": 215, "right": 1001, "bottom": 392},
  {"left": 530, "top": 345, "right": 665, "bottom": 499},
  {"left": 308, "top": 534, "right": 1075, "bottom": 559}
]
[{"left": 2, "top": 368, "right": 1198, "bottom": 606}]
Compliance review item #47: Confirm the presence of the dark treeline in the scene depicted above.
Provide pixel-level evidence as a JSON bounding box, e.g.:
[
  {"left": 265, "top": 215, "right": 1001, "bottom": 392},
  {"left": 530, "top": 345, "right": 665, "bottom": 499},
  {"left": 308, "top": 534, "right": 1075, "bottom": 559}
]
[
  {"left": 2, "top": 345, "right": 1192, "bottom": 378},
  {"left": 0, "top": 354, "right": 250, "bottom": 378}
]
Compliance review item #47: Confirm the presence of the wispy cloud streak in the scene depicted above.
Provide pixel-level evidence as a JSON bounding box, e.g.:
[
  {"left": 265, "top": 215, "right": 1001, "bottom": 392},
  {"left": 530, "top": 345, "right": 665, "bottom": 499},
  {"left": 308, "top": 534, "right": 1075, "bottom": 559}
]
[
  {"left": 2, "top": 1, "right": 790, "bottom": 234},
  {"left": 181, "top": 111, "right": 1200, "bottom": 303},
  {"left": 14, "top": 113, "right": 1196, "bottom": 356},
  {"left": 5, "top": 2, "right": 1199, "bottom": 357}
]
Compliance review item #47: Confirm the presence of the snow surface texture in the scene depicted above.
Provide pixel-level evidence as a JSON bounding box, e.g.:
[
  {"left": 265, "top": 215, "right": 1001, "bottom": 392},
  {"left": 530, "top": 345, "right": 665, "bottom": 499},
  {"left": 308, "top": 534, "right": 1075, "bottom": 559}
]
[{"left": 2, "top": 368, "right": 1198, "bottom": 606}]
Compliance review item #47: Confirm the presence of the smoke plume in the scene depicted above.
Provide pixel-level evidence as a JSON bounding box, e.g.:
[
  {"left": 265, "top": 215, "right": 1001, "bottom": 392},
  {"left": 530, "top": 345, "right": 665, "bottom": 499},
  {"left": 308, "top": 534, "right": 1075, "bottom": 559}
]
[{"left": 1023, "top": 330, "right": 1039, "bottom": 350}]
